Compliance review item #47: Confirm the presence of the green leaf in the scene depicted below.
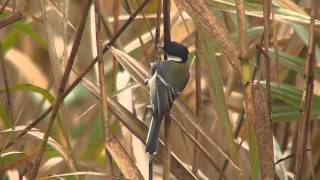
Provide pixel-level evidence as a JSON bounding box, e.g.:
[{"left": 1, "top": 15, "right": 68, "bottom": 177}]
[
  {"left": 248, "top": 132, "right": 261, "bottom": 180},
  {"left": 2, "top": 31, "right": 21, "bottom": 52},
  {"left": 291, "top": 24, "right": 320, "bottom": 60},
  {"left": 230, "top": 26, "right": 263, "bottom": 42},
  {"left": 81, "top": 112, "right": 104, "bottom": 161},
  {"left": 0, "top": 83, "right": 55, "bottom": 103},
  {"left": 269, "top": 49, "right": 320, "bottom": 78},
  {"left": 260, "top": 82, "right": 320, "bottom": 122},
  {"left": 272, "top": 105, "right": 300, "bottom": 122},
  {"left": 0, "top": 13, "right": 47, "bottom": 50},
  {"left": 0, "top": 103, "right": 10, "bottom": 128},
  {"left": 0, "top": 151, "right": 25, "bottom": 165},
  {"left": 198, "top": 32, "right": 238, "bottom": 163},
  {"left": 13, "top": 20, "right": 47, "bottom": 48}
]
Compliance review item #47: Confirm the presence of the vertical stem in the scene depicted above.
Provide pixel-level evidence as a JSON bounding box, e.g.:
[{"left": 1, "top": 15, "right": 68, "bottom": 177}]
[
  {"left": 154, "top": 0, "right": 162, "bottom": 58},
  {"left": 272, "top": 13, "right": 279, "bottom": 85},
  {"left": 163, "top": 0, "right": 171, "bottom": 179},
  {"left": 295, "top": 1, "right": 318, "bottom": 179},
  {"left": 111, "top": 0, "right": 120, "bottom": 91},
  {"left": 0, "top": 43, "right": 14, "bottom": 130},
  {"left": 0, "top": 41, "right": 16, "bottom": 156},
  {"left": 192, "top": 32, "right": 202, "bottom": 176},
  {"left": 163, "top": 0, "right": 171, "bottom": 43},
  {"left": 163, "top": 113, "right": 171, "bottom": 180},
  {"left": 94, "top": 0, "right": 113, "bottom": 178},
  {"left": 263, "top": 0, "right": 272, "bottom": 123}
]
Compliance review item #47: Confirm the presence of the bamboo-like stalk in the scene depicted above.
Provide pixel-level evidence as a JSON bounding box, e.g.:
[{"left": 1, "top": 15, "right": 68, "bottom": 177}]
[
  {"left": 94, "top": 0, "right": 113, "bottom": 178},
  {"left": 295, "top": 1, "right": 319, "bottom": 179},
  {"left": 192, "top": 32, "right": 202, "bottom": 176},
  {"left": 154, "top": 0, "right": 162, "bottom": 58},
  {"left": 0, "top": 44, "right": 14, "bottom": 128},
  {"left": 30, "top": 1, "right": 92, "bottom": 178},
  {"left": 249, "top": 84, "right": 275, "bottom": 179},
  {"left": 1, "top": 0, "right": 153, "bottom": 152},
  {"left": 263, "top": 0, "right": 272, "bottom": 124},
  {"left": 0, "top": 42, "right": 15, "bottom": 154},
  {"left": 272, "top": 13, "right": 279, "bottom": 85},
  {"left": 104, "top": 138, "right": 144, "bottom": 179},
  {"left": 163, "top": 0, "right": 171, "bottom": 179},
  {"left": 111, "top": 0, "right": 120, "bottom": 91}
]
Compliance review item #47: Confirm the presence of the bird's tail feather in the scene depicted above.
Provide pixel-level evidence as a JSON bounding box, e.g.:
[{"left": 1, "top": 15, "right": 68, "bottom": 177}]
[{"left": 146, "top": 117, "right": 161, "bottom": 154}]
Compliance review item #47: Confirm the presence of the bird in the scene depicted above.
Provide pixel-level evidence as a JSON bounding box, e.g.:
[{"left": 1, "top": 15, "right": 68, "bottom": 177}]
[{"left": 144, "top": 41, "right": 190, "bottom": 154}]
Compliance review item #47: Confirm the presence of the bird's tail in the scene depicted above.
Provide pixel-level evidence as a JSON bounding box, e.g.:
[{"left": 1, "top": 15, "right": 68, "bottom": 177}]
[{"left": 146, "top": 117, "right": 161, "bottom": 154}]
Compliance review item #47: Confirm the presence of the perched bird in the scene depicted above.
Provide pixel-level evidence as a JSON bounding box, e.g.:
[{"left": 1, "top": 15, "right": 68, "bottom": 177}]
[{"left": 145, "top": 41, "right": 190, "bottom": 154}]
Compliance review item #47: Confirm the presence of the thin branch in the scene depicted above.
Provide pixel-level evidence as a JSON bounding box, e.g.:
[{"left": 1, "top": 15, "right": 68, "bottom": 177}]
[
  {"left": 30, "top": 0, "right": 92, "bottom": 178},
  {"left": 192, "top": 32, "right": 202, "bottom": 176},
  {"left": 163, "top": 0, "right": 171, "bottom": 179},
  {"left": 111, "top": 0, "right": 120, "bottom": 91},
  {"left": 0, "top": 42, "right": 14, "bottom": 130},
  {"left": 295, "top": 1, "right": 319, "bottom": 179},
  {"left": 0, "top": 12, "right": 23, "bottom": 29},
  {"left": 263, "top": 0, "right": 272, "bottom": 124},
  {"left": 94, "top": 0, "right": 113, "bottom": 178},
  {"left": 0, "top": 4, "right": 42, "bottom": 22},
  {"left": 276, "top": 149, "right": 312, "bottom": 165},
  {"left": 154, "top": 0, "right": 162, "bottom": 58},
  {"left": 0, "top": 0, "right": 10, "bottom": 14},
  {"left": 272, "top": 12, "right": 279, "bottom": 85},
  {"left": 0, "top": 41, "right": 15, "bottom": 155}
]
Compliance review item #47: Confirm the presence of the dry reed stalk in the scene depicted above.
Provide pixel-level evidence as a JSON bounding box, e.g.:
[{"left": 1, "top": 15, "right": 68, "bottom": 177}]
[{"left": 295, "top": 0, "right": 319, "bottom": 179}]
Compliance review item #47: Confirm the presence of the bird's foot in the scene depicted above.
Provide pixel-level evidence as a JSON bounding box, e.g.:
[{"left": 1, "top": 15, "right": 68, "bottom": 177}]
[
  {"left": 144, "top": 79, "right": 149, "bottom": 85},
  {"left": 146, "top": 105, "right": 153, "bottom": 111}
]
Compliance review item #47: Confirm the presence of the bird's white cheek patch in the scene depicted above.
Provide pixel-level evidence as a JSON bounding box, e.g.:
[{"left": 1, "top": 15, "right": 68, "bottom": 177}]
[{"left": 167, "top": 55, "right": 182, "bottom": 62}]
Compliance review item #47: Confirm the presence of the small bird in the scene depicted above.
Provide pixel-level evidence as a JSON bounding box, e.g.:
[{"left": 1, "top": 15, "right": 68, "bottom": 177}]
[{"left": 145, "top": 41, "right": 190, "bottom": 154}]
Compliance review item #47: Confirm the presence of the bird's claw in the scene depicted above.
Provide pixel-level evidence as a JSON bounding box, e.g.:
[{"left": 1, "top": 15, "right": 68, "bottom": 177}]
[
  {"left": 146, "top": 105, "right": 153, "bottom": 112},
  {"left": 144, "top": 79, "right": 149, "bottom": 85}
]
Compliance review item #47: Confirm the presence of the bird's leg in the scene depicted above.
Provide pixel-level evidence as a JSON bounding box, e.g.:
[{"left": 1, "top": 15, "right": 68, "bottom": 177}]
[{"left": 142, "top": 104, "right": 153, "bottom": 122}]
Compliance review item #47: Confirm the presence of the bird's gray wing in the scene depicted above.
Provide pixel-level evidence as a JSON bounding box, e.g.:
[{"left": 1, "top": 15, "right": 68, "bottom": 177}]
[
  {"left": 146, "top": 71, "right": 180, "bottom": 153},
  {"left": 152, "top": 73, "right": 180, "bottom": 118}
]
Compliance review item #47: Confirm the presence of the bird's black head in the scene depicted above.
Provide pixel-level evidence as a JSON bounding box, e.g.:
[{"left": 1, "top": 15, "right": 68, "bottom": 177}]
[{"left": 163, "top": 41, "right": 189, "bottom": 63}]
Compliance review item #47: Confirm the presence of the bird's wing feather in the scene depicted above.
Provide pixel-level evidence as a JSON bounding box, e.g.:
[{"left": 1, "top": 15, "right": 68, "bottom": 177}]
[
  {"left": 152, "top": 69, "right": 180, "bottom": 118},
  {"left": 146, "top": 69, "right": 180, "bottom": 153}
]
